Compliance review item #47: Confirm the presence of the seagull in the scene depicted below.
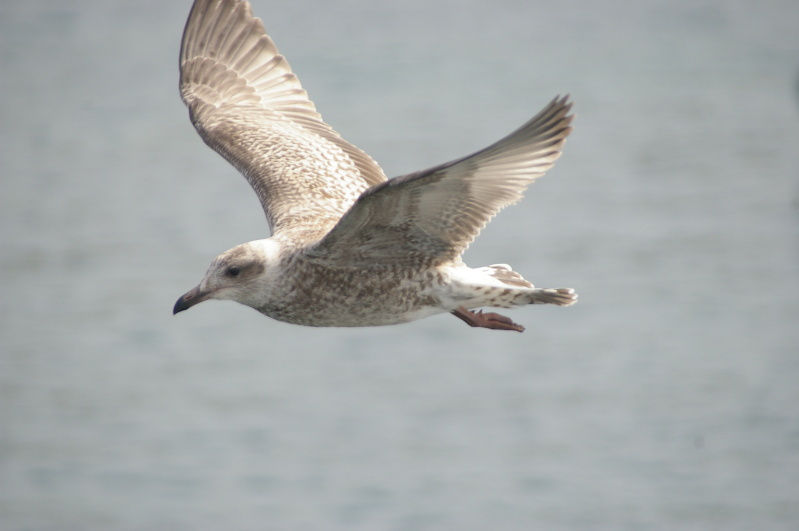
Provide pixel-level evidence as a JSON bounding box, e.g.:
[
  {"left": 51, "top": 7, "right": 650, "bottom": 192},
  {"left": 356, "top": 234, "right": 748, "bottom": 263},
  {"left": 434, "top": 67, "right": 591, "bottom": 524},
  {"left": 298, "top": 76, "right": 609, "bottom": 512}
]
[{"left": 173, "top": 0, "right": 577, "bottom": 332}]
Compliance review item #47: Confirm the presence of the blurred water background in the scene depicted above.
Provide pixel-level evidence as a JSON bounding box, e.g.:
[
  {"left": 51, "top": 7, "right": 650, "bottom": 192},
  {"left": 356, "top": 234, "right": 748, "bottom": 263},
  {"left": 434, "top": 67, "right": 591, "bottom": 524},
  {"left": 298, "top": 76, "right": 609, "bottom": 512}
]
[{"left": 1, "top": 0, "right": 798, "bottom": 529}]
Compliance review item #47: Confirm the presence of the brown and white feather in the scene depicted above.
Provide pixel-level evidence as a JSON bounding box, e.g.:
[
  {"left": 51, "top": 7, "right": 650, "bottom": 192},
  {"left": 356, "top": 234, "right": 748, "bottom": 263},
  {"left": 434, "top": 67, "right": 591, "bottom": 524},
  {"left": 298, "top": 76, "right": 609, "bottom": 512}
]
[
  {"left": 179, "top": 0, "right": 387, "bottom": 242},
  {"left": 308, "top": 96, "right": 573, "bottom": 267}
]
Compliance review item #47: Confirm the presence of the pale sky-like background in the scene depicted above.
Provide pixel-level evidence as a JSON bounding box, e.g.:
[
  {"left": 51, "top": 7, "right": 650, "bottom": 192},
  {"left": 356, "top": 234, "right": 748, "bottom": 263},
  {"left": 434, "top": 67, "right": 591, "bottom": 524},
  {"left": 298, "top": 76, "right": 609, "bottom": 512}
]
[{"left": 2, "top": 1, "right": 798, "bottom": 529}]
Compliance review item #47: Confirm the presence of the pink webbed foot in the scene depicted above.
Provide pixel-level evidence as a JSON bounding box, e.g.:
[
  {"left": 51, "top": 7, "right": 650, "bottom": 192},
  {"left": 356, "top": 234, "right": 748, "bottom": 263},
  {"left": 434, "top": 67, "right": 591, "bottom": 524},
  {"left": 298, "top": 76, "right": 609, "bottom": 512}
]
[{"left": 451, "top": 306, "right": 525, "bottom": 332}]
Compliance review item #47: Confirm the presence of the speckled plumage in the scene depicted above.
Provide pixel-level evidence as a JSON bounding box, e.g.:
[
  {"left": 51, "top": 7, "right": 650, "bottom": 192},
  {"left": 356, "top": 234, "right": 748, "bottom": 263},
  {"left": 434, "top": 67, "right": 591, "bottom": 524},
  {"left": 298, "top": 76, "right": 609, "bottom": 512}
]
[{"left": 173, "top": 0, "right": 578, "bottom": 332}]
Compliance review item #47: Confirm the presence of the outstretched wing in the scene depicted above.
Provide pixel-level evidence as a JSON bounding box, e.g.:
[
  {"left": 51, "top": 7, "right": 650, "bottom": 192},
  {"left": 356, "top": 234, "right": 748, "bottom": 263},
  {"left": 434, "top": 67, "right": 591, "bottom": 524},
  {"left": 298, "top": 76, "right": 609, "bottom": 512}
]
[
  {"left": 180, "top": 0, "right": 387, "bottom": 241},
  {"left": 308, "top": 96, "right": 573, "bottom": 268}
]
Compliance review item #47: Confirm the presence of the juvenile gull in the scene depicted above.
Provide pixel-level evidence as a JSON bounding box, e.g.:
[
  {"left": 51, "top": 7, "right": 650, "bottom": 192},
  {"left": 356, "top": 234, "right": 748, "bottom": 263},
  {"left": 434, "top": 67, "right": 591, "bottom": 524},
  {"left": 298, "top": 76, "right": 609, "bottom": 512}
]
[{"left": 173, "top": 0, "right": 578, "bottom": 332}]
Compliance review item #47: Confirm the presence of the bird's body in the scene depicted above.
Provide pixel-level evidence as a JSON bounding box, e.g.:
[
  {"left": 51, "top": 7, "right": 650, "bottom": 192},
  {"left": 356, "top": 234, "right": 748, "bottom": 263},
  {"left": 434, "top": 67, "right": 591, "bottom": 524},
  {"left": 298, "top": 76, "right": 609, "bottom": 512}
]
[{"left": 174, "top": 0, "right": 577, "bottom": 332}]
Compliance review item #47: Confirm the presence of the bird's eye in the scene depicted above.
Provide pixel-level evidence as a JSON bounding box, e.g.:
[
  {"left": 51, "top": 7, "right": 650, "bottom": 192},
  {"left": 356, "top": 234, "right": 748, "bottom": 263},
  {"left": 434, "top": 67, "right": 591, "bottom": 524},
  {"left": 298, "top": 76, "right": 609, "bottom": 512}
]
[{"left": 227, "top": 265, "right": 241, "bottom": 277}]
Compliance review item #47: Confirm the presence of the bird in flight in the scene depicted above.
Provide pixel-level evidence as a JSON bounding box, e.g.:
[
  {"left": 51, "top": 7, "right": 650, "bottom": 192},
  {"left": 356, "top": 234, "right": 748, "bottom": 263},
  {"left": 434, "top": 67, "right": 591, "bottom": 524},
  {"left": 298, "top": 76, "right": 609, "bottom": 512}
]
[{"left": 173, "top": 0, "right": 577, "bottom": 332}]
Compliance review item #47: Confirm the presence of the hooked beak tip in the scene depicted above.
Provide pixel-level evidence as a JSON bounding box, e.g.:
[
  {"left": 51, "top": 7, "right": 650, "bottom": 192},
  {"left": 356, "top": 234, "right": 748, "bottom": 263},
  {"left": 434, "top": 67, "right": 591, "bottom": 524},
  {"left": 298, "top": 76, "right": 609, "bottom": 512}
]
[{"left": 173, "top": 295, "right": 190, "bottom": 315}]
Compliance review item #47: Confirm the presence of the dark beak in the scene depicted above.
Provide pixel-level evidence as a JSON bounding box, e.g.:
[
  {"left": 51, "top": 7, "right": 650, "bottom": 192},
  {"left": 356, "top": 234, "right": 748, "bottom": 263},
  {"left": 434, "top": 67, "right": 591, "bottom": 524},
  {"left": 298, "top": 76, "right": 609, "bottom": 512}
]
[{"left": 173, "top": 285, "right": 212, "bottom": 314}]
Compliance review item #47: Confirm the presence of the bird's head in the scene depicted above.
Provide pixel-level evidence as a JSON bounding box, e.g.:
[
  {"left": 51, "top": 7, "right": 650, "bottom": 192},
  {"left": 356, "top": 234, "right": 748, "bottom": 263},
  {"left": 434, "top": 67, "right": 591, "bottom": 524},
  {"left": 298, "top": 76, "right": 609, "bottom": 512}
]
[{"left": 173, "top": 239, "right": 280, "bottom": 314}]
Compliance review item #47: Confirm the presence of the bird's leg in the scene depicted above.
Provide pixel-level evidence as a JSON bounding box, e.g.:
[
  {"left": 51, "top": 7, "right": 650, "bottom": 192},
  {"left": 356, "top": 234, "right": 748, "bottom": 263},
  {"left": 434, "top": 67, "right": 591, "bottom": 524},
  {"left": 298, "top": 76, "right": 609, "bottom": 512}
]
[{"left": 451, "top": 306, "right": 525, "bottom": 332}]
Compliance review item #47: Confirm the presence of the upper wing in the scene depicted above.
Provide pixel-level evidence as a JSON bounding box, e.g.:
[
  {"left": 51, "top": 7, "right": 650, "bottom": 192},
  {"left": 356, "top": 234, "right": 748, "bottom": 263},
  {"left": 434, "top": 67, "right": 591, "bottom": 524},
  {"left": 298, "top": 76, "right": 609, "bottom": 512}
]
[
  {"left": 307, "top": 96, "right": 573, "bottom": 268},
  {"left": 180, "top": 0, "right": 387, "bottom": 241}
]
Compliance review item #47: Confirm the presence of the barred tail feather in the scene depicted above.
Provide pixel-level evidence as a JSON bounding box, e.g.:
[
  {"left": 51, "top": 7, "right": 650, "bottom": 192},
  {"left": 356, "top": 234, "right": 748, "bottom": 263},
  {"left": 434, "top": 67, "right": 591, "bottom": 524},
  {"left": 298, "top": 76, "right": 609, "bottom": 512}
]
[{"left": 527, "top": 287, "right": 578, "bottom": 306}]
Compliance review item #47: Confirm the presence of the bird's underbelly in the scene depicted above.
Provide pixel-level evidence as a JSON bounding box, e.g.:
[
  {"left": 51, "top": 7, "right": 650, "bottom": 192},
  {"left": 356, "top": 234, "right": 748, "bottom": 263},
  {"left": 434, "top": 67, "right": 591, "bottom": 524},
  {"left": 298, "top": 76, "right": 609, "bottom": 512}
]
[
  {"left": 264, "top": 302, "right": 445, "bottom": 327},
  {"left": 258, "top": 266, "right": 448, "bottom": 327}
]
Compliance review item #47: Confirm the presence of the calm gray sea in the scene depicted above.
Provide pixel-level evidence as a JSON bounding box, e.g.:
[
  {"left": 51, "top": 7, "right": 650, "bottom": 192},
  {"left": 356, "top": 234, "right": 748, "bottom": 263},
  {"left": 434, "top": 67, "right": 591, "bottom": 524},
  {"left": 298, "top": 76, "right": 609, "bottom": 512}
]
[{"left": 1, "top": 0, "right": 798, "bottom": 529}]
